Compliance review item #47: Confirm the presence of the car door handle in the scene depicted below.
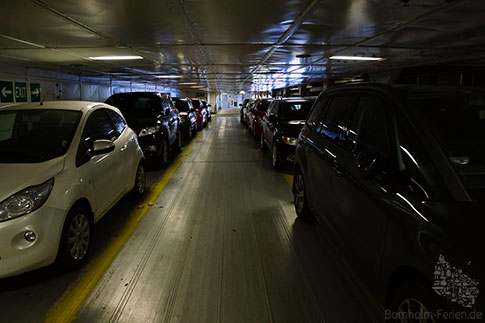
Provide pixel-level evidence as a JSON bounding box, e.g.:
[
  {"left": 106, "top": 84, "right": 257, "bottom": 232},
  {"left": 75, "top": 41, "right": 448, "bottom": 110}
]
[{"left": 120, "top": 144, "right": 128, "bottom": 152}]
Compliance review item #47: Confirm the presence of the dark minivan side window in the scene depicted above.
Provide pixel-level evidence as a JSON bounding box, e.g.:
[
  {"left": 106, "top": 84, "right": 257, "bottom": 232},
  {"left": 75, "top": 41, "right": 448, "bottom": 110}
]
[
  {"left": 346, "top": 96, "right": 389, "bottom": 157},
  {"left": 306, "top": 97, "right": 328, "bottom": 133},
  {"left": 321, "top": 96, "right": 355, "bottom": 141}
]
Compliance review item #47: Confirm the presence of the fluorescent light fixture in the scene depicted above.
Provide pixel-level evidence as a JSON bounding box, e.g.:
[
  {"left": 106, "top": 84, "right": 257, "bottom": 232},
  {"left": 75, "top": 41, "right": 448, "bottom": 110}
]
[
  {"left": 239, "top": 91, "right": 246, "bottom": 94},
  {"left": 155, "top": 75, "right": 183, "bottom": 78},
  {"left": 89, "top": 55, "right": 143, "bottom": 60},
  {"left": 329, "top": 56, "right": 384, "bottom": 61},
  {"left": 179, "top": 82, "right": 197, "bottom": 85},
  {"left": 190, "top": 85, "right": 205, "bottom": 88}
]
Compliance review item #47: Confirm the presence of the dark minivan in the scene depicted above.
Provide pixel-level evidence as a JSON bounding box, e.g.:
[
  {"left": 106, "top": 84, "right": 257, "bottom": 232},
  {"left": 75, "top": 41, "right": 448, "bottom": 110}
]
[
  {"left": 293, "top": 83, "right": 484, "bottom": 321},
  {"left": 261, "top": 96, "right": 316, "bottom": 168},
  {"left": 106, "top": 92, "right": 181, "bottom": 167}
]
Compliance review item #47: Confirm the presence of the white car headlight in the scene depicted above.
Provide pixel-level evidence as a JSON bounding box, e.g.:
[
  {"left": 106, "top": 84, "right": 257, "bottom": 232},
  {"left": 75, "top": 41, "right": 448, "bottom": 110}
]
[
  {"left": 138, "top": 125, "right": 160, "bottom": 137},
  {"left": 282, "top": 136, "right": 298, "bottom": 146},
  {"left": 0, "top": 179, "right": 54, "bottom": 222}
]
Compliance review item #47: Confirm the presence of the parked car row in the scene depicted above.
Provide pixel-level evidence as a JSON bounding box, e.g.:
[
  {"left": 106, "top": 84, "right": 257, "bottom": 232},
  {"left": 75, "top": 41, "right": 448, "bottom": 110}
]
[
  {"left": 242, "top": 84, "right": 485, "bottom": 319},
  {"left": 240, "top": 96, "right": 316, "bottom": 169},
  {"left": 0, "top": 92, "right": 212, "bottom": 278}
]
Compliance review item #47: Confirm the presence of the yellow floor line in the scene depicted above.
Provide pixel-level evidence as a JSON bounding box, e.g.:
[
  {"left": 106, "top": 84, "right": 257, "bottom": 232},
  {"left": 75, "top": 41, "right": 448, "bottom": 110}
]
[
  {"left": 282, "top": 173, "right": 293, "bottom": 187},
  {"left": 45, "top": 138, "right": 197, "bottom": 323}
]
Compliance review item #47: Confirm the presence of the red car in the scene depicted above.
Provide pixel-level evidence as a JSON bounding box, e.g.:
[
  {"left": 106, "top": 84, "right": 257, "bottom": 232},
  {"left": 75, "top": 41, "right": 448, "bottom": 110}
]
[
  {"left": 247, "top": 98, "right": 272, "bottom": 138},
  {"left": 190, "top": 98, "right": 208, "bottom": 130}
]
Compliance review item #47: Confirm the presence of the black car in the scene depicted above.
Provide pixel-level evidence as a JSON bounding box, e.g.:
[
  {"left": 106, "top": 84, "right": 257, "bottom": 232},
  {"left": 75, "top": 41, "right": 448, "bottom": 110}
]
[
  {"left": 105, "top": 92, "right": 181, "bottom": 167},
  {"left": 293, "top": 83, "right": 485, "bottom": 321},
  {"left": 261, "top": 97, "right": 316, "bottom": 168},
  {"left": 172, "top": 97, "right": 198, "bottom": 139}
]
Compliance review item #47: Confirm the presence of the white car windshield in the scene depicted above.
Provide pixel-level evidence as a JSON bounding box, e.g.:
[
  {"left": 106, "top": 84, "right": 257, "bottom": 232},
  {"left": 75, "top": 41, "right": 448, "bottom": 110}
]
[{"left": 0, "top": 109, "right": 81, "bottom": 163}]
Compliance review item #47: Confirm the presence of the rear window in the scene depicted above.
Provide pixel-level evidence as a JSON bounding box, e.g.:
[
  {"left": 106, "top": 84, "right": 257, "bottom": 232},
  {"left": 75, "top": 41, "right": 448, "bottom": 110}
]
[
  {"left": 106, "top": 94, "right": 162, "bottom": 117},
  {"left": 173, "top": 99, "right": 190, "bottom": 112},
  {"left": 278, "top": 100, "right": 314, "bottom": 121},
  {"left": 257, "top": 100, "right": 271, "bottom": 112},
  {"left": 191, "top": 100, "right": 201, "bottom": 109}
]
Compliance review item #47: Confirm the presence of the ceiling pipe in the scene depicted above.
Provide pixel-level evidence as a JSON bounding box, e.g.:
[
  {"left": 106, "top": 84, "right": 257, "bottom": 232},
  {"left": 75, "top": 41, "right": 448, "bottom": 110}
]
[
  {"left": 288, "top": 0, "right": 471, "bottom": 78},
  {"left": 242, "top": 0, "right": 320, "bottom": 87},
  {"left": 171, "top": 0, "right": 221, "bottom": 92}
]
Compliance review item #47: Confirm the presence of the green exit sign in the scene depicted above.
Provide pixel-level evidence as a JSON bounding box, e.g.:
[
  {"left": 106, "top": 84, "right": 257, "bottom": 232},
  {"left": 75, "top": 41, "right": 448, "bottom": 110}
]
[
  {"left": 15, "top": 82, "right": 27, "bottom": 102},
  {"left": 195, "top": 91, "right": 206, "bottom": 98}
]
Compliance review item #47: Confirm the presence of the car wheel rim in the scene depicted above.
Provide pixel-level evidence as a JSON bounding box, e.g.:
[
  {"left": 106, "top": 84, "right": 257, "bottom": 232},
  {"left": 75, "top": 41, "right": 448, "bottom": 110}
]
[
  {"left": 137, "top": 165, "right": 146, "bottom": 194},
  {"left": 294, "top": 174, "right": 305, "bottom": 213},
  {"left": 68, "top": 213, "right": 90, "bottom": 261},
  {"left": 397, "top": 298, "right": 436, "bottom": 323}
]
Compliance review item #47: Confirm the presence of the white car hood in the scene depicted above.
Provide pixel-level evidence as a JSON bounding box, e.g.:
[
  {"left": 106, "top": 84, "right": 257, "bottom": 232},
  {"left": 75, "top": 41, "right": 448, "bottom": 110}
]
[{"left": 0, "top": 157, "right": 65, "bottom": 202}]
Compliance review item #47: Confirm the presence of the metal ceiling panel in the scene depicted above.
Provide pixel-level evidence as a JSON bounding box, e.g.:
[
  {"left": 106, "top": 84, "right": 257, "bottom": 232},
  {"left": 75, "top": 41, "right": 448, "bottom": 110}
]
[
  {"left": 0, "top": 0, "right": 484, "bottom": 93},
  {"left": 0, "top": 0, "right": 108, "bottom": 47}
]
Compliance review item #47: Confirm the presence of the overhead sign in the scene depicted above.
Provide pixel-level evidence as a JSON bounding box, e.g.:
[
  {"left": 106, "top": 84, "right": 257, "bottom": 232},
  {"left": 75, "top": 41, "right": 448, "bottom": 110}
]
[
  {"left": 30, "top": 83, "right": 41, "bottom": 102},
  {"left": 0, "top": 81, "right": 14, "bottom": 103},
  {"left": 15, "top": 82, "right": 27, "bottom": 102}
]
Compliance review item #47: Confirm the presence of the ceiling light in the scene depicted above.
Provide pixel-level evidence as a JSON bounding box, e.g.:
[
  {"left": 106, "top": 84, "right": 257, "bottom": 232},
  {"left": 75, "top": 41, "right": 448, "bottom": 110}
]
[
  {"left": 155, "top": 75, "right": 183, "bottom": 78},
  {"left": 329, "top": 56, "right": 384, "bottom": 61},
  {"left": 89, "top": 55, "right": 143, "bottom": 60},
  {"left": 179, "top": 82, "right": 197, "bottom": 85},
  {"left": 239, "top": 91, "right": 246, "bottom": 94}
]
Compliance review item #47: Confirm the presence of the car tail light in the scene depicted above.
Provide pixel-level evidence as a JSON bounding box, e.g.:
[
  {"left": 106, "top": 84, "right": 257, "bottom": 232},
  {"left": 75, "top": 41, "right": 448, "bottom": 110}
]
[
  {"left": 282, "top": 136, "right": 298, "bottom": 146},
  {"left": 180, "top": 115, "right": 186, "bottom": 120}
]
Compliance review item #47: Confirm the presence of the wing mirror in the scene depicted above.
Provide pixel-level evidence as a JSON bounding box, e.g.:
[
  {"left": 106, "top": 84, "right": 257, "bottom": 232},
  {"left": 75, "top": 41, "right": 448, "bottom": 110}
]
[
  {"left": 92, "top": 139, "right": 115, "bottom": 155},
  {"left": 356, "top": 149, "right": 380, "bottom": 179}
]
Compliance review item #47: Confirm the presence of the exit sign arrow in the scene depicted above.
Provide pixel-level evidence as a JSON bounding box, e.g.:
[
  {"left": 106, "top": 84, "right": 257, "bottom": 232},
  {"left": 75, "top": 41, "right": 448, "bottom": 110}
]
[{"left": 1, "top": 86, "right": 12, "bottom": 97}]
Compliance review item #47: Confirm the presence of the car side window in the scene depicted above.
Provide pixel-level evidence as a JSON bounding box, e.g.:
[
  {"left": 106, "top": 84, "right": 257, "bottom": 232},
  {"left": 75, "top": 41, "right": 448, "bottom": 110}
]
[
  {"left": 106, "top": 109, "right": 126, "bottom": 136},
  {"left": 306, "top": 97, "right": 328, "bottom": 132},
  {"left": 267, "top": 101, "right": 278, "bottom": 116},
  {"left": 321, "top": 96, "right": 355, "bottom": 142},
  {"left": 394, "top": 110, "right": 450, "bottom": 201},
  {"left": 76, "top": 109, "right": 117, "bottom": 167},
  {"left": 346, "top": 96, "right": 389, "bottom": 157}
]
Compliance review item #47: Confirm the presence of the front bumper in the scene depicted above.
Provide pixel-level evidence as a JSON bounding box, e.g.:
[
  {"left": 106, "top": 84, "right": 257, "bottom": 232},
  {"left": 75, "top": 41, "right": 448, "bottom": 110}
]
[
  {"left": 137, "top": 133, "right": 163, "bottom": 158},
  {"left": 276, "top": 141, "right": 297, "bottom": 164},
  {"left": 0, "top": 205, "right": 65, "bottom": 278}
]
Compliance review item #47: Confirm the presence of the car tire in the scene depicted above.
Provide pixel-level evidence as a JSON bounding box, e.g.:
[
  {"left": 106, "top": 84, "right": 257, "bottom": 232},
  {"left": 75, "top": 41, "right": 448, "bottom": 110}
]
[
  {"left": 173, "top": 127, "right": 182, "bottom": 152},
  {"left": 187, "top": 124, "right": 192, "bottom": 139},
  {"left": 260, "top": 133, "right": 267, "bottom": 150},
  {"left": 293, "top": 169, "right": 312, "bottom": 220},
  {"left": 389, "top": 281, "right": 448, "bottom": 323},
  {"left": 159, "top": 138, "right": 168, "bottom": 168},
  {"left": 57, "top": 205, "right": 93, "bottom": 270},
  {"left": 131, "top": 162, "right": 146, "bottom": 198},
  {"left": 271, "top": 143, "right": 281, "bottom": 169},
  {"left": 192, "top": 124, "right": 197, "bottom": 138}
]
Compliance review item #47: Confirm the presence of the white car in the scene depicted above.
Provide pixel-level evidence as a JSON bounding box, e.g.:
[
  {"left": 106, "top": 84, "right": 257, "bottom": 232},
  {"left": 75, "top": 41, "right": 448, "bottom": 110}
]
[{"left": 0, "top": 101, "right": 146, "bottom": 278}]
